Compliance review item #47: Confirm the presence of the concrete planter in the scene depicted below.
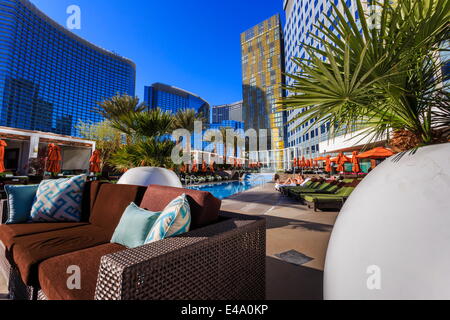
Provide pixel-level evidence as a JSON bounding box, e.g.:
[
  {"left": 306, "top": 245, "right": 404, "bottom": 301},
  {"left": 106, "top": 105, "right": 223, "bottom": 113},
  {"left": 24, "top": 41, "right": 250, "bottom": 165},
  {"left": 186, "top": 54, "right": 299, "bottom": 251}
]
[
  {"left": 324, "top": 143, "right": 450, "bottom": 300},
  {"left": 117, "top": 167, "right": 182, "bottom": 188}
]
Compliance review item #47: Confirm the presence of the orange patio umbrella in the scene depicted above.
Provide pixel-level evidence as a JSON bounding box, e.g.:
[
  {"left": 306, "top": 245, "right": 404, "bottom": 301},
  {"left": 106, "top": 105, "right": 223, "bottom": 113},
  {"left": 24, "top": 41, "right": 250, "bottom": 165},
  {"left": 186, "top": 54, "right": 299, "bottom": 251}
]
[
  {"left": 336, "top": 153, "right": 351, "bottom": 172},
  {"left": 202, "top": 160, "right": 208, "bottom": 173},
  {"left": 315, "top": 156, "right": 327, "bottom": 161},
  {"left": 0, "top": 140, "right": 7, "bottom": 173},
  {"left": 46, "top": 144, "right": 62, "bottom": 174},
  {"left": 179, "top": 164, "right": 186, "bottom": 173},
  {"left": 351, "top": 151, "right": 361, "bottom": 173},
  {"left": 209, "top": 161, "right": 215, "bottom": 172},
  {"left": 293, "top": 157, "right": 298, "bottom": 168},
  {"left": 191, "top": 160, "right": 198, "bottom": 173},
  {"left": 325, "top": 155, "right": 332, "bottom": 173},
  {"left": 357, "top": 147, "right": 394, "bottom": 159},
  {"left": 301, "top": 156, "right": 306, "bottom": 168},
  {"left": 89, "top": 150, "right": 102, "bottom": 173}
]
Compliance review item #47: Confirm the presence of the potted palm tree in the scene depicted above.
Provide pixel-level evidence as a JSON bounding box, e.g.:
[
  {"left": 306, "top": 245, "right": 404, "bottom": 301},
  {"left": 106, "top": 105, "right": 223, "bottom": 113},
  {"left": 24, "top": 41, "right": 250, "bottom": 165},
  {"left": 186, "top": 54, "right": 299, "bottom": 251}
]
[
  {"left": 280, "top": 0, "right": 450, "bottom": 299},
  {"left": 96, "top": 94, "right": 177, "bottom": 171}
]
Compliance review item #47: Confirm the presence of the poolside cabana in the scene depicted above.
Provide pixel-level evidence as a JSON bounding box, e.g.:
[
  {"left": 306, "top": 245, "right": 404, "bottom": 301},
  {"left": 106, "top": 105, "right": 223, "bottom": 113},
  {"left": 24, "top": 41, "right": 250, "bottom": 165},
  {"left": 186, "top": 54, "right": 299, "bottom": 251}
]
[{"left": 0, "top": 127, "right": 95, "bottom": 176}]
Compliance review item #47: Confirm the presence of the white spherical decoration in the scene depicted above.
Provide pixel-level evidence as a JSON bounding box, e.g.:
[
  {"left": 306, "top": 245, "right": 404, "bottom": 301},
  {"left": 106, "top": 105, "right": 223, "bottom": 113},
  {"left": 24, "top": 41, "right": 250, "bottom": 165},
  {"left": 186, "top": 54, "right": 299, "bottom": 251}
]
[
  {"left": 324, "top": 143, "right": 450, "bottom": 300},
  {"left": 117, "top": 167, "right": 182, "bottom": 188}
]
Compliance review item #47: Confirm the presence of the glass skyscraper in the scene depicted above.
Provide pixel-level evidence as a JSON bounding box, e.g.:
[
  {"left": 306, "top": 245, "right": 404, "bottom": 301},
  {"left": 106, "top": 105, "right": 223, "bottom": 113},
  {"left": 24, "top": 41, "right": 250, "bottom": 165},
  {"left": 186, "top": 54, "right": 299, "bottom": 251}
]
[
  {"left": 211, "top": 101, "right": 243, "bottom": 124},
  {"left": 210, "top": 120, "right": 244, "bottom": 131},
  {"left": 144, "top": 83, "right": 210, "bottom": 121},
  {"left": 241, "top": 15, "right": 286, "bottom": 152},
  {"left": 0, "top": 0, "right": 136, "bottom": 136},
  {"left": 241, "top": 14, "right": 286, "bottom": 169},
  {"left": 283, "top": 0, "right": 363, "bottom": 157}
]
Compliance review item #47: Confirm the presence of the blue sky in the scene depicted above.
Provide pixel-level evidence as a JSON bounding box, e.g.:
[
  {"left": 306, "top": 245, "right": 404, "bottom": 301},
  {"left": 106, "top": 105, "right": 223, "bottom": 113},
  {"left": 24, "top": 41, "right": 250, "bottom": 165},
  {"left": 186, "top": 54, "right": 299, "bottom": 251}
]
[{"left": 30, "top": 0, "right": 284, "bottom": 106}]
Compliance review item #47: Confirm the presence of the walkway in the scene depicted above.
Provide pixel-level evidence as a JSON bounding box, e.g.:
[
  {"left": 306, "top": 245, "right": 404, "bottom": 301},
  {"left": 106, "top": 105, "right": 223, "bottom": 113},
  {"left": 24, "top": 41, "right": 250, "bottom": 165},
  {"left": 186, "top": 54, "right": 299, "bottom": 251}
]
[{"left": 222, "top": 182, "right": 339, "bottom": 300}]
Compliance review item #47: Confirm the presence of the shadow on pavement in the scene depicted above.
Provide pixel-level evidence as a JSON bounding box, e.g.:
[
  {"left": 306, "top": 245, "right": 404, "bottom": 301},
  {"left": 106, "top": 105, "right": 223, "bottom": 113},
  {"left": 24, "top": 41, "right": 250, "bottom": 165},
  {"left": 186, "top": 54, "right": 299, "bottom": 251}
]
[
  {"left": 266, "top": 256, "right": 324, "bottom": 300},
  {"left": 264, "top": 215, "right": 335, "bottom": 231}
]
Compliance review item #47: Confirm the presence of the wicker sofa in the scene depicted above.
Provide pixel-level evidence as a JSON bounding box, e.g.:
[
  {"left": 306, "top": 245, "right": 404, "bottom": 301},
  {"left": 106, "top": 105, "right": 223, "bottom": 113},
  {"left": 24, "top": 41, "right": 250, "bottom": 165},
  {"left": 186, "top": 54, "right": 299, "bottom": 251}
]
[{"left": 0, "top": 182, "right": 266, "bottom": 300}]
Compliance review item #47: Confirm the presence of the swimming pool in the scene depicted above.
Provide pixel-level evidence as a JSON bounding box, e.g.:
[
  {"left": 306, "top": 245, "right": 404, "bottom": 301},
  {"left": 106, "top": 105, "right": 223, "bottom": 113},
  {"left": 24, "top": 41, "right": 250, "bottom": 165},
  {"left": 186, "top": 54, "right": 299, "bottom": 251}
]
[{"left": 187, "top": 175, "right": 273, "bottom": 200}]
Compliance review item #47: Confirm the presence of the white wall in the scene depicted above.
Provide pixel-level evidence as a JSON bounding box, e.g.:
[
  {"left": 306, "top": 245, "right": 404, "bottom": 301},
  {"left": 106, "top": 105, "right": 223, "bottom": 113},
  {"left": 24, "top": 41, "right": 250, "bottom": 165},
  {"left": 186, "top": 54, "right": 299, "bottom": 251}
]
[{"left": 319, "top": 129, "right": 387, "bottom": 153}]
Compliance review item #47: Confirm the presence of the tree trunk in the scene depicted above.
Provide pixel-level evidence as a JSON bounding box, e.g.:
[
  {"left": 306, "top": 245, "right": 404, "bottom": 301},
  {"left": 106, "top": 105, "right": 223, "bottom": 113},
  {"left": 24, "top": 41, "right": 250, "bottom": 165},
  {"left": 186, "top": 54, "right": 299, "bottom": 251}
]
[{"left": 388, "top": 130, "right": 422, "bottom": 153}]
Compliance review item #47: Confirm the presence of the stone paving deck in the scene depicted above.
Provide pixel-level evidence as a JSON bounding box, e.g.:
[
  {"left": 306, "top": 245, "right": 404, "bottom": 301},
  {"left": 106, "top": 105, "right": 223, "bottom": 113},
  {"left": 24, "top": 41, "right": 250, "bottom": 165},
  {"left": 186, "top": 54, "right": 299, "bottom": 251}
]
[
  {"left": 0, "top": 182, "right": 338, "bottom": 300},
  {"left": 221, "top": 182, "right": 339, "bottom": 300}
]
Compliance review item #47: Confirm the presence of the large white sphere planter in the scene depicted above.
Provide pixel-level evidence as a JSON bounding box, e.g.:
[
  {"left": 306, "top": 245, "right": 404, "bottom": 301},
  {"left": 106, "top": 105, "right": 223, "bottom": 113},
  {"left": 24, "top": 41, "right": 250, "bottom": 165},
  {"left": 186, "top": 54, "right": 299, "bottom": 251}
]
[
  {"left": 324, "top": 143, "right": 450, "bottom": 300},
  {"left": 117, "top": 167, "right": 182, "bottom": 188}
]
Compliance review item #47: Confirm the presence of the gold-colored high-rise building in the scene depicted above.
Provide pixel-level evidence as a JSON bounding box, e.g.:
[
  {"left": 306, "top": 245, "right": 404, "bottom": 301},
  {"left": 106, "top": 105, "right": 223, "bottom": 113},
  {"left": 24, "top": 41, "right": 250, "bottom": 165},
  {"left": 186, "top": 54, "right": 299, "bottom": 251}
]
[{"left": 240, "top": 14, "right": 286, "bottom": 162}]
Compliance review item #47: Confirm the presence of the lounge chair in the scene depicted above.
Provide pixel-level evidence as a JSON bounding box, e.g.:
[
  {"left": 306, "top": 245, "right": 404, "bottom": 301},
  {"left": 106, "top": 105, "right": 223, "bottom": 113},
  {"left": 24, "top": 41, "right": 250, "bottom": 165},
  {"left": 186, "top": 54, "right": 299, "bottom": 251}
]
[
  {"left": 302, "top": 180, "right": 360, "bottom": 211},
  {"left": 286, "top": 180, "right": 340, "bottom": 198},
  {"left": 279, "top": 179, "right": 317, "bottom": 195}
]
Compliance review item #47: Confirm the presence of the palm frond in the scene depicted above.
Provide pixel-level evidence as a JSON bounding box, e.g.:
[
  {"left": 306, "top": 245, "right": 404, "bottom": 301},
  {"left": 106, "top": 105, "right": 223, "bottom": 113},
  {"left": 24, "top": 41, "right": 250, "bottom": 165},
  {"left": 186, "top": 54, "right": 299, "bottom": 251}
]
[{"left": 279, "top": 0, "right": 450, "bottom": 150}]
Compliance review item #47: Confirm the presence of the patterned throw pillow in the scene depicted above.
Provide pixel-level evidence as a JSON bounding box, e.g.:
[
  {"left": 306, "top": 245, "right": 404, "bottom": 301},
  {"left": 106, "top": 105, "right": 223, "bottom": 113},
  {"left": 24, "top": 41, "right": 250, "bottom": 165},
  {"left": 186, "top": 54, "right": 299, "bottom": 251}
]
[
  {"left": 145, "top": 194, "right": 191, "bottom": 244},
  {"left": 111, "top": 203, "right": 161, "bottom": 249},
  {"left": 30, "top": 175, "right": 87, "bottom": 222}
]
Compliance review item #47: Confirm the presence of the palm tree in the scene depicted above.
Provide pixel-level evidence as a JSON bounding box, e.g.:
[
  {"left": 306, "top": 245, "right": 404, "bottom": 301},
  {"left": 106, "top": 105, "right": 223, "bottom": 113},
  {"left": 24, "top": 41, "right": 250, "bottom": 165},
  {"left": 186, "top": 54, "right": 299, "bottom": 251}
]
[
  {"left": 172, "top": 109, "right": 206, "bottom": 132},
  {"left": 279, "top": 0, "right": 449, "bottom": 152},
  {"left": 96, "top": 94, "right": 146, "bottom": 121},
  {"left": 109, "top": 138, "right": 176, "bottom": 170},
  {"left": 204, "top": 126, "right": 241, "bottom": 166},
  {"left": 97, "top": 95, "right": 178, "bottom": 171},
  {"left": 109, "top": 108, "right": 174, "bottom": 139},
  {"left": 171, "top": 109, "right": 206, "bottom": 161},
  {"left": 96, "top": 94, "right": 148, "bottom": 144}
]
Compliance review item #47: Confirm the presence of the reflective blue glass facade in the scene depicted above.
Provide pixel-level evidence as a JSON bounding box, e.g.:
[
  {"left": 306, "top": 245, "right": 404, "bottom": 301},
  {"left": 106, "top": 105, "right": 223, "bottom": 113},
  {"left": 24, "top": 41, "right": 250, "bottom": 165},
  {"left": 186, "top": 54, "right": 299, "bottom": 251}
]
[
  {"left": 144, "top": 83, "right": 210, "bottom": 121},
  {"left": 0, "top": 0, "right": 136, "bottom": 136},
  {"left": 209, "top": 120, "right": 244, "bottom": 131},
  {"left": 211, "top": 101, "right": 243, "bottom": 124},
  {"left": 212, "top": 105, "right": 230, "bottom": 124}
]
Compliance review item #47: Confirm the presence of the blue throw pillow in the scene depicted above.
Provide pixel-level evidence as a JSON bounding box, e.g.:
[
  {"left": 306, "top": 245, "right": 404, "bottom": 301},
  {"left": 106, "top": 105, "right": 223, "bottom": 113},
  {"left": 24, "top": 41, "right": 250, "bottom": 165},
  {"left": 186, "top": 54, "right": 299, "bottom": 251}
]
[
  {"left": 111, "top": 203, "right": 161, "bottom": 249},
  {"left": 4, "top": 184, "right": 39, "bottom": 224},
  {"left": 145, "top": 194, "right": 191, "bottom": 244},
  {"left": 30, "top": 175, "right": 87, "bottom": 222}
]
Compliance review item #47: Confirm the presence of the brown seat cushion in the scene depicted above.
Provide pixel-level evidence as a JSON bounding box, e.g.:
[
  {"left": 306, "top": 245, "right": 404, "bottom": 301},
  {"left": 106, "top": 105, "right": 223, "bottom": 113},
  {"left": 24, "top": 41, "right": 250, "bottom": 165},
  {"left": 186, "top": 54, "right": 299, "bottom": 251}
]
[
  {"left": 0, "top": 181, "right": 104, "bottom": 251},
  {"left": 38, "top": 243, "right": 125, "bottom": 300},
  {"left": 89, "top": 183, "right": 147, "bottom": 237},
  {"left": 0, "top": 222, "right": 88, "bottom": 251},
  {"left": 12, "top": 225, "right": 111, "bottom": 286},
  {"left": 140, "top": 185, "right": 221, "bottom": 230},
  {"left": 80, "top": 181, "right": 107, "bottom": 222}
]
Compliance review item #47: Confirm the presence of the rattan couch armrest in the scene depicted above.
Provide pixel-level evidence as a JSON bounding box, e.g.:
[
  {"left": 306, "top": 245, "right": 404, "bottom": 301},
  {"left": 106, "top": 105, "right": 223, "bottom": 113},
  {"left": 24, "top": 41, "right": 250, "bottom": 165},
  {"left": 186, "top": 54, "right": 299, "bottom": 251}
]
[
  {"left": 95, "top": 215, "right": 266, "bottom": 300},
  {"left": 0, "top": 199, "right": 8, "bottom": 224}
]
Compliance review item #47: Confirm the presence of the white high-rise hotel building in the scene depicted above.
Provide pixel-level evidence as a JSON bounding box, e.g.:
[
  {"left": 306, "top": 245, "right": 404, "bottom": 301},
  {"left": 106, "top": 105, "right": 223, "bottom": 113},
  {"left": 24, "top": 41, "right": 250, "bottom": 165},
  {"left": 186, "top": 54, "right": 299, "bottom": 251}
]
[{"left": 283, "top": 0, "right": 363, "bottom": 157}]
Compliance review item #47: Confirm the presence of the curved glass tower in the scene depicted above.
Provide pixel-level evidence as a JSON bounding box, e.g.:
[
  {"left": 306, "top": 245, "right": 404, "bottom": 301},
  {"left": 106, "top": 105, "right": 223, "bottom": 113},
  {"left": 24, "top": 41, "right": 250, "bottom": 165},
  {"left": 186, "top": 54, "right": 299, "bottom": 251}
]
[
  {"left": 144, "top": 83, "right": 210, "bottom": 121},
  {"left": 0, "top": 0, "right": 136, "bottom": 136}
]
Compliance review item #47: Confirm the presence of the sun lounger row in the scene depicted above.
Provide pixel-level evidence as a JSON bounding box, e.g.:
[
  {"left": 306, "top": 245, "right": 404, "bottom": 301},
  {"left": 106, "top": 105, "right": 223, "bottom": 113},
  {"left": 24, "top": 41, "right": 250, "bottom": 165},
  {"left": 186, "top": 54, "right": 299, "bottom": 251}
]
[{"left": 280, "top": 178, "right": 361, "bottom": 211}]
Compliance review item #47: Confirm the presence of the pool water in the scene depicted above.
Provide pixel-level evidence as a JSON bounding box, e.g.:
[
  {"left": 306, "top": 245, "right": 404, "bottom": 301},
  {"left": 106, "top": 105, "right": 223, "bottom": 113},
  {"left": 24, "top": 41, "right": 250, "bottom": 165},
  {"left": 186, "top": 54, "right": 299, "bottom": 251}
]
[{"left": 187, "top": 176, "right": 272, "bottom": 200}]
